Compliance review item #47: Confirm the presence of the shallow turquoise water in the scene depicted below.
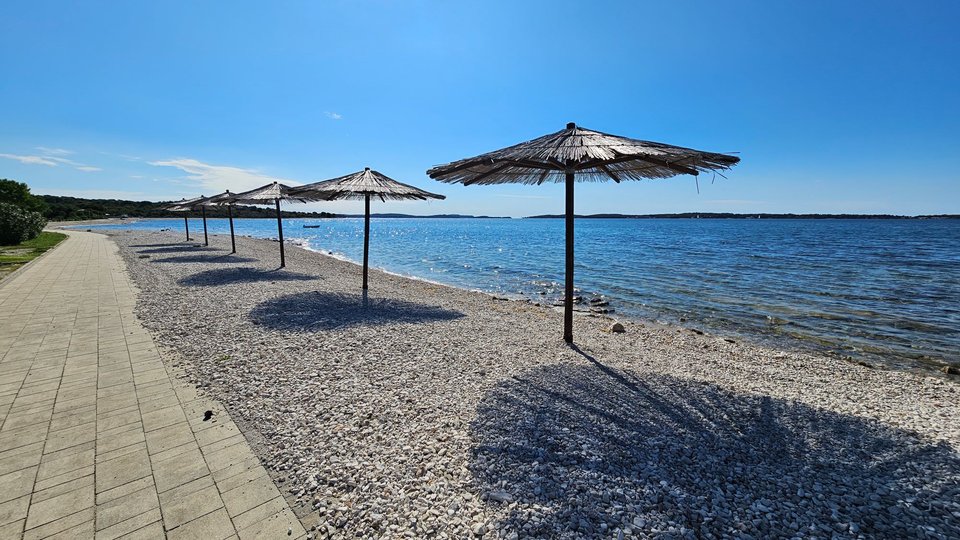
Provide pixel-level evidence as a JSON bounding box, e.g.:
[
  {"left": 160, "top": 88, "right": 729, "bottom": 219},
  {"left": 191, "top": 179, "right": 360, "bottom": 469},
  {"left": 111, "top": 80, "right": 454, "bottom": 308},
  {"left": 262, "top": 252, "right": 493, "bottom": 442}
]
[{"left": 86, "top": 217, "right": 960, "bottom": 373}]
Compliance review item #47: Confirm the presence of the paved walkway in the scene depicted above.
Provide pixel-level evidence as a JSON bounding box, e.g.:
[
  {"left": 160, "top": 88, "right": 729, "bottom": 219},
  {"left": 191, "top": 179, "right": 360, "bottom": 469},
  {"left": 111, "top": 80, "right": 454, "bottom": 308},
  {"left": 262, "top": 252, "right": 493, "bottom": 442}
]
[{"left": 0, "top": 231, "right": 306, "bottom": 539}]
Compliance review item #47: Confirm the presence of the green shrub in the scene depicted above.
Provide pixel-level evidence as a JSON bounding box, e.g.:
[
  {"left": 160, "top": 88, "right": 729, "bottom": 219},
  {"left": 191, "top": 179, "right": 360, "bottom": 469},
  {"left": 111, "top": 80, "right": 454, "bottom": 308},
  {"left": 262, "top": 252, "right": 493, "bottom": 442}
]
[{"left": 0, "top": 202, "right": 47, "bottom": 244}]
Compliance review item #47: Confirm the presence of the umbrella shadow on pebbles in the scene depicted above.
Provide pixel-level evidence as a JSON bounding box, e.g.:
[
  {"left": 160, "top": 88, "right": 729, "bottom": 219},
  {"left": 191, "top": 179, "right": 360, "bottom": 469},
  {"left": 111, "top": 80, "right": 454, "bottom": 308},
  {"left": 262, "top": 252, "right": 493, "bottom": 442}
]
[
  {"left": 249, "top": 291, "right": 464, "bottom": 330},
  {"left": 470, "top": 361, "right": 960, "bottom": 538},
  {"left": 129, "top": 242, "right": 190, "bottom": 248},
  {"left": 138, "top": 245, "right": 218, "bottom": 254},
  {"left": 150, "top": 254, "right": 257, "bottom": 264},
  {"left": 178, "top": 267, "right": 317, "bottom": 287}
]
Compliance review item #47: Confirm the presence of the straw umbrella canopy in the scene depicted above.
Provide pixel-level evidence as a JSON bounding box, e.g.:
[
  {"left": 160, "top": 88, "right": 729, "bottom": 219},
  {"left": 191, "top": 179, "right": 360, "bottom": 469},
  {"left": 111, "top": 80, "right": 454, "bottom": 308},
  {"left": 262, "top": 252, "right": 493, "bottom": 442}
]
[
  {"left": 289, "top": 168, "right": 445, "bottom": 289},
  {"left": 165, "top": 196, "right": 206, "bottom": 242},
  {"left": 230, "top": 182, "right": 306, "bottom": 268},
  {"left": 427, "top": 122, "right": 740, "bottom": 344},
  {"left": 167, "top": 196, "right": 216, "bottom": 246},
  {"left": 198, "top": 190, "right": 239, "bottom": 254}
]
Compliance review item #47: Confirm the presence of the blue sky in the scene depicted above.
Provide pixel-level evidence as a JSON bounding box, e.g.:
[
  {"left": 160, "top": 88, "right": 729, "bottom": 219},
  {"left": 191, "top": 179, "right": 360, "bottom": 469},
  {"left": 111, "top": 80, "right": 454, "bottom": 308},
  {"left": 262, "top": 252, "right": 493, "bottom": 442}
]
[{"left": 1, "top": 1, "right": 957, "bottom": 217}]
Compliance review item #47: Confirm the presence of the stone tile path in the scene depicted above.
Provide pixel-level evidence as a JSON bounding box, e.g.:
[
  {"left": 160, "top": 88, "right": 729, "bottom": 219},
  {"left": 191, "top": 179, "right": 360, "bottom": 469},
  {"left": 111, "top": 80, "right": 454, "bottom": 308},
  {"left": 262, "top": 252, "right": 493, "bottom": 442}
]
[{"left": 0, "top": 231, "right": 306, "bottom": 539}]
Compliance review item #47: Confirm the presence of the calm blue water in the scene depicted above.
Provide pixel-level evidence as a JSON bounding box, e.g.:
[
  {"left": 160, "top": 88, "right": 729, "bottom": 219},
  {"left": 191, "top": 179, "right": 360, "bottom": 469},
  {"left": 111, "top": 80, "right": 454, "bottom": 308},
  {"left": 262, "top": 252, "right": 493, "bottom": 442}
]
[{"left": 86, "top": 217, "right": 960, "bottom": 373}]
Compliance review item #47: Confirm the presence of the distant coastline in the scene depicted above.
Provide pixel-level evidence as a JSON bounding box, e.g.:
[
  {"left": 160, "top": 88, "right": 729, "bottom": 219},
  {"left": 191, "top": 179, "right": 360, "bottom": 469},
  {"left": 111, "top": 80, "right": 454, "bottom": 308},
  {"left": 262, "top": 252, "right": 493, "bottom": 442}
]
[
  {"left": 524, "top": 212, "right": 960, "bottom": 220},
  {"left": 36, "top": 194, "right": 958, "bottom": 221}
]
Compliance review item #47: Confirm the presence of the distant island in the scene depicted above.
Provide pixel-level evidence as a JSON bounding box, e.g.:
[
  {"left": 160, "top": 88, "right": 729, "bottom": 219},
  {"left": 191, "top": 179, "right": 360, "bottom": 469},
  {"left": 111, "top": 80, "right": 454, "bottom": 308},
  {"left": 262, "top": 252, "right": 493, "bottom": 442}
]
[
  {"left": 525, "top": 212, "right": 960, "bottom": 220},
  {"left": 337, "top": 213, "right": 508, "bottom": 219}
]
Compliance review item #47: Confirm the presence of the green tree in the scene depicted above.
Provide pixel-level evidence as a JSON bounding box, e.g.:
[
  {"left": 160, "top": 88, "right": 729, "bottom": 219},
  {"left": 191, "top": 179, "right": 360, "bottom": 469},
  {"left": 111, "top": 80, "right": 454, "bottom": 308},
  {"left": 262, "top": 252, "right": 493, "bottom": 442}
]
[{"left": 0, "top": 179, "right": 49, "bottom": 215}]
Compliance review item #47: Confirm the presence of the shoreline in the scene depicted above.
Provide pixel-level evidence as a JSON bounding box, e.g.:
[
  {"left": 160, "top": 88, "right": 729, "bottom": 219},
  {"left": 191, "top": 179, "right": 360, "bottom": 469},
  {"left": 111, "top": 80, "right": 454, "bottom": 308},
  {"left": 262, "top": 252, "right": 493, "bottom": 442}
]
[
  {"left": 83, "top": 222, "right": 958, "bottom": 379},
  {"left": 105, "top": 228, "right": 959, "bottom": 538}
]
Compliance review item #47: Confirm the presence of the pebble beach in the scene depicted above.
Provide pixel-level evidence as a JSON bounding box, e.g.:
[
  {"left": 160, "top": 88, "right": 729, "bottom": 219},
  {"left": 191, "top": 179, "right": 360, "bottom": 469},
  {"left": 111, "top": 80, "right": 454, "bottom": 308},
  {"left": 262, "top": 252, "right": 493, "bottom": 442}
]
[{"left": 108, "top": 230, "right": 960, "bottom": 539}]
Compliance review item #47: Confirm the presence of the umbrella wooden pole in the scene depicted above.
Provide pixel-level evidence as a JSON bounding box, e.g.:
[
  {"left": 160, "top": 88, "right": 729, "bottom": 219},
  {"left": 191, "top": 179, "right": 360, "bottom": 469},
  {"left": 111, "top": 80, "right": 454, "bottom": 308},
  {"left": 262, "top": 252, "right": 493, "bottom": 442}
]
[
  {"left": 363, "top": 194, "right": 371, "bottom": 289},
  {"left": 564, "top": 171, "right": 575, "bottom": 343},
  {"left": 201, "top": 206, "right": 209, "bottom": 246},
  {"left": 228, "top": 204, "right": 236, "bottom": 254},
  {"left": 184, "top": 216, "right": 189, "bottom": 241},
  {"left": 275, "top": 198, "right": 285, "bottom": 268}
]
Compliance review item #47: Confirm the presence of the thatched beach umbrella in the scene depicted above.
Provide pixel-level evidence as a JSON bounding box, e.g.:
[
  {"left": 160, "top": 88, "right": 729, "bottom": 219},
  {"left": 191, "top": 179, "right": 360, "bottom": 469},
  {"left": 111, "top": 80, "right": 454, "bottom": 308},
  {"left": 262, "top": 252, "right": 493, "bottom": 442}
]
[
  {"left": 169, "top": 196, "right": 214, "bottom": 246},
  {"left": 198, "top": 190, "right": 238, "bottom": 253},
  {"left": 230, "top": 182, "right": 306, "bottom": 268},
  {"left": 289, "top": 167, "right": 445, "bottom": 289},
  {"left": 427, "top": 122, "right": 739, "bottom": 344},
  {"left": 165, "top": 196, "right": 206, "bottom": 242}
]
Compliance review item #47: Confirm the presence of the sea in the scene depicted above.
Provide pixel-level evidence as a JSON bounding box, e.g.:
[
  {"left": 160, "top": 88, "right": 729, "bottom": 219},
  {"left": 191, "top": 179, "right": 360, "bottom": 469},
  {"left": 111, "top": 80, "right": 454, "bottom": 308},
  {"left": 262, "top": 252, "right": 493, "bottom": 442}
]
[{"left": 83, "top": 217, "right": 960, "bottom": 375}]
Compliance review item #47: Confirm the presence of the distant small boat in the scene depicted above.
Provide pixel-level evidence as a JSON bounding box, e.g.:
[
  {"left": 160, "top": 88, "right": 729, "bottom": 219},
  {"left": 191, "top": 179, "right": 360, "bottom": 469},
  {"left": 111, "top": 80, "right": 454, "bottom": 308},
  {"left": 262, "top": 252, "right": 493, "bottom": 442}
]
[{"left": 303, "top": 224, "right": 322, "bottom": 228}]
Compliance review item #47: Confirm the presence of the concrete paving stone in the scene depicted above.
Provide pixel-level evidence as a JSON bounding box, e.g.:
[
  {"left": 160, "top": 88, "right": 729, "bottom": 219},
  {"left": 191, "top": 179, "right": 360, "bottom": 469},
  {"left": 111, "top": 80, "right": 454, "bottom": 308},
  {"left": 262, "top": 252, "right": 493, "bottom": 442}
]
[
  {"left": 97, "top": 383, "right": 136, "bottom": 399},
  {"left": 236, "top": 506, "right": 304, "bottom": 540},
  {"left": 221, "top": 474, "right": 283, "bottom": 519},
  {"left": 34, "top": 464, "right": 94, "bottom": 493},
  {"left": 133, "top": 379, "right": 174, "bottom": 398},
  {"left": 22, "top": 507, "right": 93, "bottom": 540},
  {"left": 41, "top": 439, "right": 95, "bottom": 462},
  {"left": 94, "top": 507, "right": 161, "bottom": 540},
  {"left": 96, "top": 476, "right": 155, "bottom": 506},
  {"left": 210, "top": 454, "right": 262, "bottom": 485},
  {"left": 11, "top": 389, "right": 59, "bottom": 407},
  {"left": 47, "top": 407, "right": 96, "bottom": 433},
  {"left": 152, "top": 447, "right": 210, "bottom": 493},
  {"left": 0, "top": 518, "right": 25, "bottom": 538},
  {"left": 1, "top": 407, "right": 53, "bottom": 431},
  {"left": 44, "top": 421, "right": 97, "bottom": 453},
  {"left": 136, "top": 394, "right": 179, "bottom": 416},
  {"left": 37, "top": 446, "right": 95, "bottom": 482},
  {"left": 32, "top": 473, "right": 94, "bottom": 504},
  {"left": 96, "top": 441, "right": 148, "bottom": 465},
  {"left": 96, "top": 426, "right": 146, "bottom": 456},
  {"left": 0, "top": 465, "right": 38, "bottom": 504},
  {"left": 96, "top": 397, "right": 139, "bottom": 415},
  {"left": 25, "top": 483, "right": 94, "bottom": 530},
  {"left": 95, "top": 447, "right": 152, "bottom": 493},
  {"left": 17, "top": 380, "right": 60, "bottom": 396},
  {"left": 0, "top": 449, "right": 43, "bottom": 479},
  {"left": 41, "top": 518, "right": 94, "bottom": 539},
  {"left": 94, "top": 485, "right": 159, "bottom": 532},
  {"left": 54, "top": 393, "right": 97, "bottom": 413},
  {"left": 229, "top": 496, "right": 287, "bottom": 532},
  {"left": 166, "top": 507, "right": 235, "bottom": 540},
  {"left": 132, "top": 375, "right": 169, "bottom": 392},
  {"left": 159, "top": 480, "right": 224, "bottom": 531},
  {"left": 96, "top": 410, "right": 141, "bottom": 433},
  {"left": 200, "top": 440, "right": 256, "bottom": 474},
  {"left": 139, "top": 406, "right": 185, "bottom": 434},
  {"left": 145, "top": 423, "right": 195, "bottom": 456},
  {"left": 0, "top": 426, "right": 48, "bottom": 455},
  {"left": 196, "top": 421, "right": 243, "bottom": 449},
  {"left": 96, "top": 403, "right": 140, "bottom": 422},
  {"left": 113, "top": 519, "right": 164, "bottom": 540},
  {"left": 149, "top": 440, "right": 199, "bottom": 464}
]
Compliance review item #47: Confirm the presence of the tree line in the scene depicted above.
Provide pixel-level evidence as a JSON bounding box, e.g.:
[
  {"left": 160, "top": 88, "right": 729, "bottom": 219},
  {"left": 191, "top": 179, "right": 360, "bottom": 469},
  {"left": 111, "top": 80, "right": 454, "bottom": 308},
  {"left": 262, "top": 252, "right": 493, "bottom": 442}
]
[{"left": 0, "top": 179, "right": 336, "bottom": 221}]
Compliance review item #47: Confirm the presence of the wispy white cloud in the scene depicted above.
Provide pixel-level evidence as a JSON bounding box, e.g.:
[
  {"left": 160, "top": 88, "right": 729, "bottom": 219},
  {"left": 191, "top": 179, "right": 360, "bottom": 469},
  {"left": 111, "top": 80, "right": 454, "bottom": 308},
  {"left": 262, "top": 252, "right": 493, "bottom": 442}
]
[
  {"left": 130, "top": 175, "right": 144, "bottom": 179},
  {"left": 4, "top": 147, "right": 106, "bottom": 172},
  {"left": 148, "top": 158, "right": 299, "bottom": 193},
  {"left": 0, "top": 153, "right": 59, "bottom": 166},
  {"left": 35, "top": 147, "right": 74, "bottom": 156},
  {"left": 324, "top": 111, "right": 343, "bottom": 120}
]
